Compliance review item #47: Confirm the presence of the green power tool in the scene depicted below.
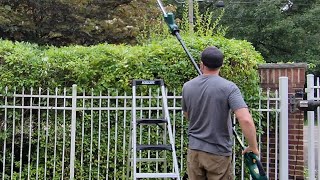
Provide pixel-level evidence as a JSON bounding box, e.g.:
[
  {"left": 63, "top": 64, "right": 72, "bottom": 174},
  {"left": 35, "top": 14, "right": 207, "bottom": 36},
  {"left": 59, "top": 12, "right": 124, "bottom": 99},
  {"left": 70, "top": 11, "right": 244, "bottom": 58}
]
[
  {"left": 155, "top": 1, "right": 268, "bottom": 179},
  {"left": 233, "top": 128, "right": 268, "bottom": 180},
  {"left": 244, "top": 152, "right": 268, "bottom": 180}
]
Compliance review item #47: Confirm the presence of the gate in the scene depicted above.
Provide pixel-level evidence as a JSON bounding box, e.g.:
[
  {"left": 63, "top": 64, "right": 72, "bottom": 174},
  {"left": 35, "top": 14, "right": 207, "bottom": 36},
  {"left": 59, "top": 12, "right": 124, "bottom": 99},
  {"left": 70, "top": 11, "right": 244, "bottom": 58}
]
[{"left": 305, "top": 74, "right": 320, "bottom": 179}]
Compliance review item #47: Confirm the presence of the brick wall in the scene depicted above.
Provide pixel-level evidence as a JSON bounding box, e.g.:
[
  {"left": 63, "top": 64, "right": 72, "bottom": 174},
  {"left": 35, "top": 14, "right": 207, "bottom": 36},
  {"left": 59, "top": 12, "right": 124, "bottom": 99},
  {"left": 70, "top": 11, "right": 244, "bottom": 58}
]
[{"left": 258, "top": 63, "right": 307, "bottom": 180}]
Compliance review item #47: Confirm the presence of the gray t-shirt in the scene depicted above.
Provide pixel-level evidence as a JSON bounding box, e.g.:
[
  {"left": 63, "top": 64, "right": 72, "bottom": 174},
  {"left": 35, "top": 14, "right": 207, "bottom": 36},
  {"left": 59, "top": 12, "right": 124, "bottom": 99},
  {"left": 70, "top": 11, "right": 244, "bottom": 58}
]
[{"left": 182, "top": 75, "right": 247, "bottom": 156}]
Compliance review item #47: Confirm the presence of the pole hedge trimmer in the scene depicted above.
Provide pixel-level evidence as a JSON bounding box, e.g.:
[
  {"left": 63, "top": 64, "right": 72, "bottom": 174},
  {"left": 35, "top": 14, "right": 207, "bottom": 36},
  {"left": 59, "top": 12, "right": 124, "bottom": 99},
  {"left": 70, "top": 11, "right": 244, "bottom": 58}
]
[{"left": 155, "top": 1, "right": 268, "bottom": 179}]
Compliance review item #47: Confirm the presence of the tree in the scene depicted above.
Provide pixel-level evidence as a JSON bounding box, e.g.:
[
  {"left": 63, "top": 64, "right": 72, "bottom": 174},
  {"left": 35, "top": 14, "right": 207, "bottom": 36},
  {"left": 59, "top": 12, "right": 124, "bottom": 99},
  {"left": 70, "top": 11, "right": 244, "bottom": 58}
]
[
  {"left": 219, "top": 0, "right": 320, "bottom": 73},
  {"left": 0, "top": 0, "right": 161, "bottom": 46},
  {"left": 168, "top": 0, "right": 320, "bottom": 73}
]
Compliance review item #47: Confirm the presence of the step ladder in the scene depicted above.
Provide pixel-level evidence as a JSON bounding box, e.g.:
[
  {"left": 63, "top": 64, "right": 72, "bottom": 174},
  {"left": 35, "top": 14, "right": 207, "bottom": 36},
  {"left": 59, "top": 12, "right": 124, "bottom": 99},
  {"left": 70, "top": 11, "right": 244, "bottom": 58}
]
[{"left": 127, "top": 79, "right": 180, "bottom": 180}]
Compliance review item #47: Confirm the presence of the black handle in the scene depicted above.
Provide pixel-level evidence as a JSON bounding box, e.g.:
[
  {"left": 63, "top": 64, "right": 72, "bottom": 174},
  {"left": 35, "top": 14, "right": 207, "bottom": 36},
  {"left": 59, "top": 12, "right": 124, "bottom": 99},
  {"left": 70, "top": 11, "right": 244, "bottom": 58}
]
[
  {"left": 256, "top": 157, "right": 266, "bottom": 176},
  {"left": 249, "top": 152, "right": 267, "bottom": 177}
]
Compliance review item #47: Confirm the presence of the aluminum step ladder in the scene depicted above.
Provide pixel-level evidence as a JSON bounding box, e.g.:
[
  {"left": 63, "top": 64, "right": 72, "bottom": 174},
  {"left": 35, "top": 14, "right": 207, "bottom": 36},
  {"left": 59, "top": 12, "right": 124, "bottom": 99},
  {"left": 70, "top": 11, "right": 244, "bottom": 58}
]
[{"left": 127, "top": 79, "right": 180, "bottom": 179}]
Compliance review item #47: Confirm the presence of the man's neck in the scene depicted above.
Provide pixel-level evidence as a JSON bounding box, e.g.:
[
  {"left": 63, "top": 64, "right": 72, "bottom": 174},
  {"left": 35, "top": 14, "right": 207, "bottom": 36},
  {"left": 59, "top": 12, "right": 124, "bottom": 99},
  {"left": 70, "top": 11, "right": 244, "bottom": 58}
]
[{"left": 202, "top": 70, "right": 219, "bottom": 76}]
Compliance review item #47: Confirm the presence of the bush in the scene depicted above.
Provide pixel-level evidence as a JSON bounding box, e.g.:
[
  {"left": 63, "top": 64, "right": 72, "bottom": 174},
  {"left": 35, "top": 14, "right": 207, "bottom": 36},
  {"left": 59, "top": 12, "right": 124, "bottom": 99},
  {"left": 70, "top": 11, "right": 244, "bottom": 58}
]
[
  {"left": 0, "top": 35, "right": 264, "bottom": 179},
  {"left": 0, "top": 36, "right": 263, "bottom": 94}
]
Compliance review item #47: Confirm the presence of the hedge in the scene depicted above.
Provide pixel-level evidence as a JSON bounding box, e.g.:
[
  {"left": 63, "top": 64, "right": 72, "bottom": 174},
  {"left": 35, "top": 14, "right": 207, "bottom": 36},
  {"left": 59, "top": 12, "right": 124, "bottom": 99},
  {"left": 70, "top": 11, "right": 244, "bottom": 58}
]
[
  {"left": 0, "top": 36, "right": 263, "bottom": 96},
  {"left": 0, "top": 36, "right": 264, "bottom": 179}
]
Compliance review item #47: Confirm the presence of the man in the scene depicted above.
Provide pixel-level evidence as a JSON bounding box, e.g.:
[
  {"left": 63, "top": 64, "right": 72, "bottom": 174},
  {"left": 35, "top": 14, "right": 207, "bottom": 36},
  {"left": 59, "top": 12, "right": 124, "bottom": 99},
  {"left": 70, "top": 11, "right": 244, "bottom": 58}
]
[{"left": 182, "top": 46, "right": 259, "bottom": 180}]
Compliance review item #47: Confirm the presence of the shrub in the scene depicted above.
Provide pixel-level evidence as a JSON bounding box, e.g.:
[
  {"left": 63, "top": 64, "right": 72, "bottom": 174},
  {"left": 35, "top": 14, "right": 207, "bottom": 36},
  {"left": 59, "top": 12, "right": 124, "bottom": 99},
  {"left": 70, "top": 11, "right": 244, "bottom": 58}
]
[{"left": 0, "top": 36, "right": 263, "bottom": 95}]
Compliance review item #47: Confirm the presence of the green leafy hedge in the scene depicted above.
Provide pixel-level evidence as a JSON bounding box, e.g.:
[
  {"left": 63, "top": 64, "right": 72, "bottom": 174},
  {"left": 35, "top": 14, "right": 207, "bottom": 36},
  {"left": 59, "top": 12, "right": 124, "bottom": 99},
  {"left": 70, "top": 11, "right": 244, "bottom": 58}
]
[
  {"left": 0, "top": 36, "right": 263, "bottom": 96},
  {"left": 0, "top": 36, "right": 264, "bottom": 179}
]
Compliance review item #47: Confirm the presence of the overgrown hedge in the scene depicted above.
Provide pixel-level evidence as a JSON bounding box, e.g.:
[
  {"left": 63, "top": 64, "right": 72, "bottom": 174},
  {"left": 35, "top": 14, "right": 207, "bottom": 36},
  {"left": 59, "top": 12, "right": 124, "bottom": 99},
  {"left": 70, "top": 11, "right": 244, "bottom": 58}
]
[
  {"left": 0, "top": 36, "right": 264, "bottom": 179},
  {"left": 0, "top": 36, "right": 263, "bottom": 96}
]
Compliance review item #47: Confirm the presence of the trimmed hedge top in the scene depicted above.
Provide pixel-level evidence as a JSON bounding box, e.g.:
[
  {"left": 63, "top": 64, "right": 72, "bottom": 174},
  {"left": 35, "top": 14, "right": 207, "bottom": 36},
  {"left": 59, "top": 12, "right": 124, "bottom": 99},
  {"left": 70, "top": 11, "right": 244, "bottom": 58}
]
[{"left": 0, "top": 36, "right": 264, "bottom": 99}]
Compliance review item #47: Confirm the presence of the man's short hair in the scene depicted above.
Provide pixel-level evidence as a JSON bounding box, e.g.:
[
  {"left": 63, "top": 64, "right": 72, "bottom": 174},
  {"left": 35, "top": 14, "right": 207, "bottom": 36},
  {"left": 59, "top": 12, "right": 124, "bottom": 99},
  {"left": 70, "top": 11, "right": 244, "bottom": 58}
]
[{"left": 201, "top": 46, "right": 224, "bottom": 69}]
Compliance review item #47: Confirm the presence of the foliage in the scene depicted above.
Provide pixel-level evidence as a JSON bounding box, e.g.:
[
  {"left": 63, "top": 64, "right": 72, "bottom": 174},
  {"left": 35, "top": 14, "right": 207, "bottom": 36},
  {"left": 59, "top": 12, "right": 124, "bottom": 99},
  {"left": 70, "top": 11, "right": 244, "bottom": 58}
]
[
  {"left": 0, "top": 36, "right": 263, "bottom": 95},
  {"left": 0, "top": 0, "right": 265, "bottom": 177},
  {"left": 1, "top": 0, "right": 319, "bottom": 75},
  {"left": 169, "top": 0, "right": 320, "bottom": 74},
  {"left": 0, "top": 0, "right": 160, "bottom": 46},
  {"left": 138, "top": 1, "right": 226, "bottom": 43},
  {"left": 0, "top": 34, "right": 264, "bottom": 178},
  {"left": 219, "top": 0, "right": 320, "bottom": 74}
]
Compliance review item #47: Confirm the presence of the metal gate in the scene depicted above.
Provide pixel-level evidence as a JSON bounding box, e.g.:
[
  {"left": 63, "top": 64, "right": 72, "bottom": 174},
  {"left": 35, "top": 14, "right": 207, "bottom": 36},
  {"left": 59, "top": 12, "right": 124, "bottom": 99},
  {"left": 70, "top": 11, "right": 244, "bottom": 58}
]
[{"left": 305, "top": 74, "right": 320, "bottom": 179}]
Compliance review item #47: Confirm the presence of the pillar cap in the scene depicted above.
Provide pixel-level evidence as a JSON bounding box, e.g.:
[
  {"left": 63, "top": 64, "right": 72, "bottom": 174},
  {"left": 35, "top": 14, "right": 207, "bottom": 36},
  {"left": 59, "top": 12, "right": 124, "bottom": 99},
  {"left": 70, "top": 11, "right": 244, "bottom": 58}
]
[{"left": 258, "top": 63, "right": 307, "bottom": 69}]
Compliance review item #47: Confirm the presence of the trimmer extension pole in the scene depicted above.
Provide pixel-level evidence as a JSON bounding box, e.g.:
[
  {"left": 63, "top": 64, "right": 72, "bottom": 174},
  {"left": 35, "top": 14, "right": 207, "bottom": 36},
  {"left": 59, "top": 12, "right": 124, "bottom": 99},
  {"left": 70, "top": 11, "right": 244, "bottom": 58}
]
[
  {"left": 156, "top": 0, "right": 201, "bottom": 74},
  {"left": 174, "top": 32, "right": 202, "bottom": 74}
]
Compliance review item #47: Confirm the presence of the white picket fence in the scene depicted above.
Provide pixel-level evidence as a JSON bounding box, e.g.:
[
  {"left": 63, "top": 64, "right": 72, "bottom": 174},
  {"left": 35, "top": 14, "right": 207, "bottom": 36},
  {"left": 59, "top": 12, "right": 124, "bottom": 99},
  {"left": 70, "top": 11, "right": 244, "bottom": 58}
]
[{"left": 0, "top": 78, "right": 290, "bottom": 179}]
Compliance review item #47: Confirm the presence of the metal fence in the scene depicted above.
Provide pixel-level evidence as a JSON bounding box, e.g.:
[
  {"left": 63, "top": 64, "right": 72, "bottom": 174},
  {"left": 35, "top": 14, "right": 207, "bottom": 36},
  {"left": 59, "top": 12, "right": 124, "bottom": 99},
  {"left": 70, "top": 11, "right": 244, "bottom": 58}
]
[
  {"left": 306, "top": 74, "right": 320, "bottom": 179},
  {"left": 0, "top": 78, "right": 289, "bottom": 180}
]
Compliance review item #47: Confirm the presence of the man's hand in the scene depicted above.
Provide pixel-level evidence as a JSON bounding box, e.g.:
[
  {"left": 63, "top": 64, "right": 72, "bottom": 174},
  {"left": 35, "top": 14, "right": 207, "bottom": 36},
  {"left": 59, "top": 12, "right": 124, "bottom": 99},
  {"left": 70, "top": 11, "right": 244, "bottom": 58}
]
[{"left": 242, "top": 146, "right": 259, "bottom": 156}]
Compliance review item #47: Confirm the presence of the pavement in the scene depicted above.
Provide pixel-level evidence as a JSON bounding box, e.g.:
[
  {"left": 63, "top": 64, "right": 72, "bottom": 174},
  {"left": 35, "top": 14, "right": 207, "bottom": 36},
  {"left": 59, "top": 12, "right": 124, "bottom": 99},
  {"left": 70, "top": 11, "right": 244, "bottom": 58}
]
[{"left": 304, "top": 125, "right": 318, "bottom": 169}]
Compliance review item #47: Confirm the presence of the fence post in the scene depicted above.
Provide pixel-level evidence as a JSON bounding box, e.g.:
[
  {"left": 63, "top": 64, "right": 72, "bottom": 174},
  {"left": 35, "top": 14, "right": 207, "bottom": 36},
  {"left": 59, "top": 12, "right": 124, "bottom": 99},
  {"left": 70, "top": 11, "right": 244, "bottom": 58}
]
[
  {"left": 307, "top": 74, "right": 315, "bottom": 179},
  {"left": 279, "top": 77, "right": 288, "bottom": 180},
  {"left": 70, "top": 84, "right": 77, "bottom": 179}
]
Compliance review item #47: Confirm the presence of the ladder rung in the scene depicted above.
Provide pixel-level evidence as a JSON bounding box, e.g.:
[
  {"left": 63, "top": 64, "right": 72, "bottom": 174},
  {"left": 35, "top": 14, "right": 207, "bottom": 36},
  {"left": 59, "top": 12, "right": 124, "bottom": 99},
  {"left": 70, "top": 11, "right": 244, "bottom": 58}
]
[
  {"left": 136, "top": 173, "right": 179, "bottom": 178},
  {"left": 137, "top": 144, "right": 172, "bottom": 151},
  {"left": 130, "top": 158, "right": 167, "bottom": 162},
  {"left": 132, "top": 79, "right": 164, "bottom": 86},
  {"left": 137, "top": 119, "right": 167, "bottom": 125}
]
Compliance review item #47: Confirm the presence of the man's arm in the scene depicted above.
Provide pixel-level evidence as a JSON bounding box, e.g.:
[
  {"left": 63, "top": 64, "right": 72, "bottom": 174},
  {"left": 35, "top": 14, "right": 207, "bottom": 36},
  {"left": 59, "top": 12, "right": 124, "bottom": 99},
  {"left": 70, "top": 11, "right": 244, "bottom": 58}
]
[
  {"left": 183, "top": 112, "right": 188, "bottom": 119},
  {"left": 182, "top": 86, "right": 188, "bottom": 120},
  {"left": 234, "top": 107, "right": 259, "bottom": 155}
]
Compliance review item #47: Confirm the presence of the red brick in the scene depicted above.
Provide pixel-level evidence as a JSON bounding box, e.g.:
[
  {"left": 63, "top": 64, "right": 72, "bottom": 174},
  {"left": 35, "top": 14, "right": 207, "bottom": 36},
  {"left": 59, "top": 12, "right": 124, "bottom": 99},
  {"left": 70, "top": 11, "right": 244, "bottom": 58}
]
[
  {"left": 289, "top": 129, "right": 303, "bottom": 134},
  {"left": 289, "top": 150, "right": 303, "bottom": 155}
]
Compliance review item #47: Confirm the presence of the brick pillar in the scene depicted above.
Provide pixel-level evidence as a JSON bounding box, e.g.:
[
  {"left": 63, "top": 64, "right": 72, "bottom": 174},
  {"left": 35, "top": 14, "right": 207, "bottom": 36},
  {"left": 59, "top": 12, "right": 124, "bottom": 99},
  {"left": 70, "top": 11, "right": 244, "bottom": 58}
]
[{"left": 258, "top": 63, "right": 307, "bottom": 180}]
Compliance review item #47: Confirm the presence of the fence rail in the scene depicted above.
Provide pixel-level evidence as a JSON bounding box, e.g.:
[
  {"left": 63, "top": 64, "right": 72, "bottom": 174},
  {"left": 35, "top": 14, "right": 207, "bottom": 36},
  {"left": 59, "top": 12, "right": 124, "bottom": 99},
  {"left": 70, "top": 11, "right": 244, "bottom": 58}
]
[{"left": 0, "top": 80, "right": 287, "bottom": 179}]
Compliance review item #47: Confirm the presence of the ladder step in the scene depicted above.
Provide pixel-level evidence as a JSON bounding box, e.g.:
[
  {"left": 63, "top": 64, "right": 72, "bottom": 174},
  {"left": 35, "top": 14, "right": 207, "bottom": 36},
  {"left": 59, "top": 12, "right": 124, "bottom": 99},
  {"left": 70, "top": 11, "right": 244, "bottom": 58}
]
[
  {"left": 136, "top": 173, "right": 179, "bottom": 178},
  {"left": 137, "top": 144, "right": 172, "bottom": 151},
  {"left": 137, "top": 119, "right": 167, "bottom": 125},
  {"left": 132, "top": 79, "right": 164, "bottom": 86},
  {"left": 131, "top": 158, "right": 167, "bottom": 162}
]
